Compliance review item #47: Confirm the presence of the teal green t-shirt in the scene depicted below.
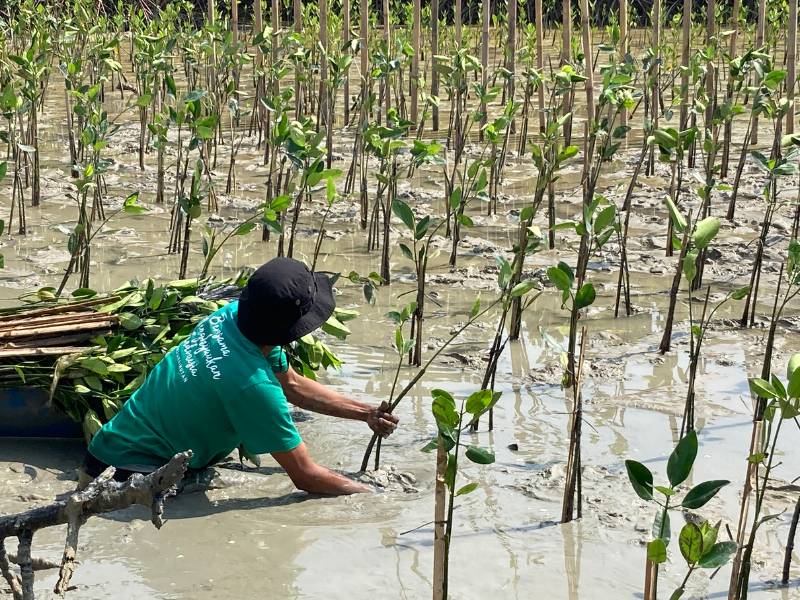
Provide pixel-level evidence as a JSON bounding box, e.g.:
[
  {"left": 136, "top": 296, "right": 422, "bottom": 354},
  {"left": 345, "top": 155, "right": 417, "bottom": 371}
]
[{"left": 89, "top": 301, "right": 302, "bottom": 471}]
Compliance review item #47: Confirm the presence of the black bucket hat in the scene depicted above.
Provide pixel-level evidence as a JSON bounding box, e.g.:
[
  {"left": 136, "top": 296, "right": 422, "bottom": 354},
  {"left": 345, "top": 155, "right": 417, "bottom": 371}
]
[{"left": 237, "top": 257, "right": 335, "bottom": 346}]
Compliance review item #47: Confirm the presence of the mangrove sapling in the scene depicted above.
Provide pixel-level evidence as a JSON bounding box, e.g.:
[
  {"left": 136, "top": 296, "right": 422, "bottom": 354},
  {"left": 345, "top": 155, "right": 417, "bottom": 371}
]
[
  {"left": 470, "top": 247, "right": 544, "bottom": 432},
  {"left": 423, "top": 388, "right": 497, "bottom": 600},
  {"left": 561, "top": 326, "right": 587, "bottom": 523},
  {"left": 388, "top": 144, "right": 445, "bottom": 364},
  {"left": 310, "top": 175, "right": 344, "bottom": 271},
  {"left": 546, "top": 196, "right": 616, "bottom": 389},
  {"left": 625, "top": 431, "right": 735, "bottom": 600},
  {"left": 507, "top": 66, "right": 584, "bottom": 341},
  {"left": 199, "top": 194, "right": 289, "bottom": 279},
  {"left": 362, "top": 109, "right": 413, "bottom": 281},
  {"left": 729, "top": 242, "right": 800, "bottom": 596},
  {"left": 729, "top": 357, "right": 800, "bottom": 599},
  {"left": 725, "top": 53, "right": 776, "bottom": 221},
  {"left": 361, "top": 297, "right": 501, "bottom": 471},
  {"left": 678, "top": 267, "right": 750, "bottom": 437},
  {"left": 739, "top": 128, "right": 799, "bottom": 327}
]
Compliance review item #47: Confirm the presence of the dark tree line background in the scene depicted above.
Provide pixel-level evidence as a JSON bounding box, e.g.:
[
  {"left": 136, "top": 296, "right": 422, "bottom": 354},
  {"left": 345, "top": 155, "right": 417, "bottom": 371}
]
[{"left": 10, "top": 0, "right": 767, "bottom": 30}]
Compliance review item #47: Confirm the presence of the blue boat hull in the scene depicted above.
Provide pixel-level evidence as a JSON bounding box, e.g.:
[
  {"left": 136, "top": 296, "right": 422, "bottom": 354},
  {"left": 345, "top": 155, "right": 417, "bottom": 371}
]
[{"left": 0, "top": 388, "right": 82, "bottom": 438}]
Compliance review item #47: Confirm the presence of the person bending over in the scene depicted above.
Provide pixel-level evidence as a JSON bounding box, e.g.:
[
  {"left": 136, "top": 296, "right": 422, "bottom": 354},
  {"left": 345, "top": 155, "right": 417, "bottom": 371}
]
[{"left": 83, "top": 257, "right": 398, "bottom": 495}]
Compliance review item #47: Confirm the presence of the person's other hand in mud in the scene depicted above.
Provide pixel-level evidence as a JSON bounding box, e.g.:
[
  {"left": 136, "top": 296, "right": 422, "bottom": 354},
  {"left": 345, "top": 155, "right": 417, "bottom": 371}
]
[{"left": 82, "top": 258, "right": 399, "bottom": 495}]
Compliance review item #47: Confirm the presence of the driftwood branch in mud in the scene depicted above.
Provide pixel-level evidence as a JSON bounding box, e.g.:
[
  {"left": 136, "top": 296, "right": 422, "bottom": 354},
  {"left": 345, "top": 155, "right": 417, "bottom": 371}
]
[{"left": 0, "top": 451, "right": 191, "bottom": 600}]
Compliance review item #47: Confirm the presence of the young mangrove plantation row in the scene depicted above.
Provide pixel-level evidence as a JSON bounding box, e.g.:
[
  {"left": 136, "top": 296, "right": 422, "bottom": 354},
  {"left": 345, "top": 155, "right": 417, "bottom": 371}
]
[{"left": 0, "top": 0, "right": 799, "bottom": 597}]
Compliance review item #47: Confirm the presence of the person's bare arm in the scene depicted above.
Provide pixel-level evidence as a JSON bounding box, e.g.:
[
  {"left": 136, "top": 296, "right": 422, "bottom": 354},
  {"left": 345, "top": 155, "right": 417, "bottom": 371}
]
[
  {"left": 272, "top": 442, "right": 370, "bottom": 495},
  {"left": 276, "top": 366, "right": 398, "bottom": 437}
]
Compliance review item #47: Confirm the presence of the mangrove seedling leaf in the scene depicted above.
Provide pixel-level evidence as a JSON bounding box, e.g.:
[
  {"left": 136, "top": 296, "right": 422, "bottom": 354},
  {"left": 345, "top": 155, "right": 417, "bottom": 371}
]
[
  {"left": 456, "top": 482, "right": 479, "bottom": 496},
  {"left": 510, "top": 281, "right": 537, "bottom": 297},
  {"left": 465, "top": 445, "right": 495, "bottom": 464},
  {"left": 547, "top": 266, "right": 571, "bottom": 292},
  {"left": 469, "top": 298, "right": 481, "bottom": 319},
  {"left": 392, "top": 199, "right": 415, "bottom": 231},
  {"left": 787, "top": 353, "right": 800, "bottom": 382},
  {"left": 692, "top": 217, "right": 720, "bottom": 250},
  {"left": 682, "top": 480, "right": 730, "bottom": 509},
  {"left": 667, "top": 431, "right": 697, "bottom": 487},
  {"left": 653, "top": 510, "right": 671, "bottom": 545},
  {"left": 697, "top": 541, "right": 738, "bottom": 569},
  {"left": 421, "top": 438, "right": 438, "bottom": 453},
  {"left": 730, "top": 286, "right": 750, "bottom": 301},
  {"left": 465, "top": 390, "right": 494, "bottom": 415},
  {"left": 699, "top": 521, "right": 720, "bottom": 552},
  {"left": 654, "top": 485, "right": 676, "bottom": 497},
  {"left": 749, "top": 377, "right": 778, "bottom": 399},
  {"left": 445, "top": 453, "right": 457, "bottom": 489},
  {"left": 682, "top": 250, "right": 698, "bottom": 284},
  {"left": 787, "top": 364, "right": 800, "bottom": 398},
  {"left": 647, "top": 538, "right": 668, "bottom": 564},
  {"left": 432, "top": 389, "right": 459, "bottom": 432},
  {"left": 79, "top": 357, "right": 108, "bottom": 376},
  {"left": 664, "top": 196, "right": 687, "bottom": 232},
  {"left": 399, "top": 243, "right": 414, "bottom": 260},
  {"left": 574, "top": 283, "right": 596, "bottom": 310},
  {"left": 593, "top": 205, "right": 616, "bottom": 233},
  {"left": 119, "top": 312, "right": 143, "bottom": 331},
  {"left": 678, "top": 522, "right": 704, "bottom": 565},
  {"left": 235, "top": 222, "right": 257, "bottom": 236},
  {"left": 625, "top": 460, "right": 654, "bottom": 500}
]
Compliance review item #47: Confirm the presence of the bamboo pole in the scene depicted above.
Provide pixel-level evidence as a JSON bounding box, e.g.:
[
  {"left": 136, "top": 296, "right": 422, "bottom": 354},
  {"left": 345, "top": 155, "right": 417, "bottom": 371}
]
[
  {"left": 679, "top": 0, "right": 691, "bottom": 131},
  {"left": 344, "top": 0, "right": 351, "bottom": 124},
  {"left": 411, "top": 0, "right": 420, "bottom": 123},
  {"left": 721, "top": 0, "right": 741, "bottom": 178},
  {"left": 787, "top": 0, "right": 797, "bottom": 134},
  {"left": 431, "top": 0, "right": 440, "bottom": 130},
  {"left": 432, "top": 438, "right": 447, "bottom": 600},
  {"left": 383, "top": 0, "right": 391, "bottom": 114},
  {"left": 480, "top": 0, "right": 489, "bottom": 134},
  {"left": 455, "top": 0, "right": 462, "bottom": 47},
  {"left": 536, "top": 0, "right": 545, "bottom": 132},
  {"left": 361, "top": 0, "right": 368, "bottom": 103},
  {"left": 562, "top": 0, "right": 571, "bottom": 62},
  {"left": 705, "top": 0, "right": 715, "bottom": 129},
  {"left": 753, "top": 0, "right": 766, "bottom": 145},
  {"left": 620, "top": 0, "right": 628, "bottom": 129},
  {"left": 294, "top": 0, "right": 302, "bottom": 117},
  {"left": 579, "top": 0, "right": 594, "bottom": 178},
  {"left": 508, "top": 0, "right": 517, "bottom": 114}
]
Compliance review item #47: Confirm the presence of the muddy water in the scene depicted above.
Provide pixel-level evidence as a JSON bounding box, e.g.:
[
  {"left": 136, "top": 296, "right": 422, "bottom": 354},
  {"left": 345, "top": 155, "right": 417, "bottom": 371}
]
[{"left": 2, "top": 30, "right": 800, "bottom": 600}]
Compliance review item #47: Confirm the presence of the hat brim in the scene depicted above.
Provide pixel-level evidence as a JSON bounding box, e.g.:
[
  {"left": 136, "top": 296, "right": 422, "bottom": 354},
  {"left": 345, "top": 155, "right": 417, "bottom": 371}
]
[{"left": 272, "top": 272, "right": 336, "bottom": 345}]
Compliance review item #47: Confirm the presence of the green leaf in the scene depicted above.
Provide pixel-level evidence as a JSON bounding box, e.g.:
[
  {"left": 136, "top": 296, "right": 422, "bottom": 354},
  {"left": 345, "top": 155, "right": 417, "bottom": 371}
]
[
  {"left": 697, "top": 541, "right": 738, "bottom": 568},
  {"left": 574, "top": 283, "right": 596, "bottom": 310},
  {"left": 692, "top": 217, "right": 720, "bottom": 250},
  {"left": 0, "top": 162, "right": 7, "bottom": 180},
  {"left": 321, "top": 316, "right": 351, "bottom": 340},
  {"left": 682, "top": 480, "right": 729, "bottom": 509},
  {"left": 625, "top": 460, "right": 654, "bottom": 500},
  {"left": 647, "top": 538, "right": 668, "bottom": 564},
  {"left": 679, "top": 522, "right": 704, "bottom": 565},
  {"left": 392, "top": 199, "right": 415, "bottom": 231},
  {"left": 749, "top": 377, "right": 778, "bottom": 399},
  {"left": 465, "top": 445, "right": 495, "bottom": 464},
  {"left": 79, "top": 357, "right": 109, "bottom": 376},
  {"left": 667, "top": 431, "right": 697, "bottom": 487},
  {"left": 235, "top": 222, "right": 257, "bottom": 236},
  {"left": 664, "top": 196, "right": 687, "bottom": 232},
  {"left": 118, "top": 312, "right": 143, "bottom": 331},
  {"left": 465, "top": 390, "right": 493, "bottom": 415},
  {"left": 730, "top": 286, "right": 750, "bottom": 301},
  {"left": 510, "top": 281, "right": 537, "bottom": 297},
  {"left": 469, "top": 298, "right": 481, "bottom": 319},
  {"left": 683, "top": 250, "right": 698, "bottom": 284},
  {"left": 445, "top": 453, "right": 457, "bottom": 489},
  {"left": 788, "top": 364, "right": 800, "bottom": 398},
  {"left": 431, "top": 389, "right": 459, "bottom": 431},
  {"left": 653, "top": 510, "right": 671, "bottom": 544},
  {"left": 547, "top": 266, "right": 571, "bottom": 292},
  {"left": 456, "top": 482, "right": 479, "bottom": 496},
  {"left": 594, "top": 205, "right": 616, "bottom": 233},
  {"left": 787, "top": 353, "right": 800, "bottom": 383}
]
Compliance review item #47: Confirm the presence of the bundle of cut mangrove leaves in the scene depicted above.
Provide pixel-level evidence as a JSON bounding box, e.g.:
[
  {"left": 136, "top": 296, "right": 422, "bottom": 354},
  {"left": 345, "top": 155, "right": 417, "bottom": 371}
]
[{"left": 0, "top": 272, "right": 355, "bottom": 442}]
